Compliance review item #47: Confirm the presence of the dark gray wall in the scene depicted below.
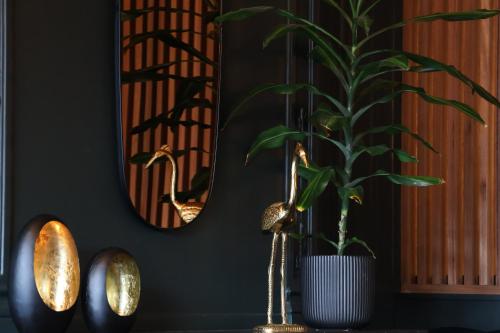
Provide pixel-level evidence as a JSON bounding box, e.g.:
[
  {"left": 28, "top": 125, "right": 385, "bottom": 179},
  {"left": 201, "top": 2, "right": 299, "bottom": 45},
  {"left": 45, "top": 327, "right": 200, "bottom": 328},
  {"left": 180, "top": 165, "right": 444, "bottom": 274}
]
[
  {"left": 2, "top": 0, "right": 291, "bottom": 332},
  {"left": 3, "top": 0, "right": 500, "bottom": 332}
]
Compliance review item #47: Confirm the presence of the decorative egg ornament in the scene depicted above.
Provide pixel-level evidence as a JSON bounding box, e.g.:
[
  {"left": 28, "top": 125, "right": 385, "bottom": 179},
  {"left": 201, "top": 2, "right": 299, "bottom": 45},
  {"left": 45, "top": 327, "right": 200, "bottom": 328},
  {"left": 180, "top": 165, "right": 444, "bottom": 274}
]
[
  {"left": 8, "top": 215, "right": 80, "bottom": 333},
  {"left": 83, "top": 248, "right": 141, "bottom": 333}
]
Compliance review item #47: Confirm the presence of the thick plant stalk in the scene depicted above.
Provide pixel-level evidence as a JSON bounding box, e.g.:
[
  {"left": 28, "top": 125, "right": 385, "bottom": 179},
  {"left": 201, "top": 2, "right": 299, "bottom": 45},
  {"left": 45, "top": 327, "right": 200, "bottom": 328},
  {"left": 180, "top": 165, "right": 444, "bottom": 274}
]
[
  {"left": 335, "top": 1, "right": 361, "bottom": 255},
  {"left": 337, "top": 195, "right": 350, "bottom": 255}
]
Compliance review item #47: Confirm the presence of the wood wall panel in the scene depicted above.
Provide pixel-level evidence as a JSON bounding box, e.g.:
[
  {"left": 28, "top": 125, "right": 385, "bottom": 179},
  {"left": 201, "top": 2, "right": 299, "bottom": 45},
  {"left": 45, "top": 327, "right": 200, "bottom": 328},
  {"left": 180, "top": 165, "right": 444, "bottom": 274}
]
[{"left": 401, "top": 0, "right": 500, "bottom": 294}]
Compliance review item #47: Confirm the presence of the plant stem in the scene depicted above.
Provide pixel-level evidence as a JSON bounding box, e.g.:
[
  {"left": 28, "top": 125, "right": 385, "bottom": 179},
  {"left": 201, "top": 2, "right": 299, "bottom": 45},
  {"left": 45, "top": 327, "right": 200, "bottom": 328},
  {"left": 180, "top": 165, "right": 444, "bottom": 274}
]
[
  {"left": 337, "top": 194, "right": 350, "bottom": 254},
  {"left": 337, "top": 3, "right": 359, "bottom": 256}
]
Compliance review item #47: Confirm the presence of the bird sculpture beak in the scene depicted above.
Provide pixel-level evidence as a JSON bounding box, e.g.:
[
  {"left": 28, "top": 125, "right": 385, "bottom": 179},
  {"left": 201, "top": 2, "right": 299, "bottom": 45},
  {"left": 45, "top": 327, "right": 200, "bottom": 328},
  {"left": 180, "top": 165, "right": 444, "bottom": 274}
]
[{"left": 295, "top": 143, "right": 310, "bottom": 167}]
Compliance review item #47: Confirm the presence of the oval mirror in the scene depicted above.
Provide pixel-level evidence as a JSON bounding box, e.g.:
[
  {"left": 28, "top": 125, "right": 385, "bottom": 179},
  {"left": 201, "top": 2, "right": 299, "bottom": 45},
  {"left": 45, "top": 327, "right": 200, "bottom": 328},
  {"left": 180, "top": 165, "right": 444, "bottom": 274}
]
[{"left": 116, "top": 0, "right": 221, "bottom": 229}]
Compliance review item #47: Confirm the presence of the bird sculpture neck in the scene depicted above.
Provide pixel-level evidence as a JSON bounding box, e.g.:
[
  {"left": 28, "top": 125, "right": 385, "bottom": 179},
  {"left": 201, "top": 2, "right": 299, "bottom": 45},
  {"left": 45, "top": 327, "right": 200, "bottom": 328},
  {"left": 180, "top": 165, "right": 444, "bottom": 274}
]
[
  {"left": 164, "top": 152, "right": 182, "bottom": 211},
  {"left": 287, "top": 143, "right": 309, "bottom": 209},
  {"left": 287, "top": 154, "right": 299, "bottom": 209}
]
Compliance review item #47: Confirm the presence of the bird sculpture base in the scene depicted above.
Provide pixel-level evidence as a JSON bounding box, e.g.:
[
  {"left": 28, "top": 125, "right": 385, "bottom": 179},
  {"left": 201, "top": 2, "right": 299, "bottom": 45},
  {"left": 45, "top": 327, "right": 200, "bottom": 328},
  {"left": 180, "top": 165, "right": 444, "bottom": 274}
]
[{"left": 253, "top": 324, "right": 309, "bottom": 333}]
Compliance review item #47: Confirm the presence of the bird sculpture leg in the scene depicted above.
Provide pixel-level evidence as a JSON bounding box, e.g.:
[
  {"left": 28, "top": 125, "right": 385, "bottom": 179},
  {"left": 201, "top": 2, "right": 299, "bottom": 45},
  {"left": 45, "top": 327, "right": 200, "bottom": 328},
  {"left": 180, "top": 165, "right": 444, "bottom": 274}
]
[
  {"left": 267, "top": 232, "right": 279, "bottom": 325},
  {"left": 280, "top": 232, "right": 288, "bottom": 324}
]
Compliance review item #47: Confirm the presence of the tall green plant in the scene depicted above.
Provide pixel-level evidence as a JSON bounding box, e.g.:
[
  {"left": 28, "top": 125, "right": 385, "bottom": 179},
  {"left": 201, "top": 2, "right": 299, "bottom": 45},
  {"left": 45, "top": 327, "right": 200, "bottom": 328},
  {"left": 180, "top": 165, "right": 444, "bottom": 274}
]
[{"left": 216, "top": 2, "right": 500, "bottom": 257}]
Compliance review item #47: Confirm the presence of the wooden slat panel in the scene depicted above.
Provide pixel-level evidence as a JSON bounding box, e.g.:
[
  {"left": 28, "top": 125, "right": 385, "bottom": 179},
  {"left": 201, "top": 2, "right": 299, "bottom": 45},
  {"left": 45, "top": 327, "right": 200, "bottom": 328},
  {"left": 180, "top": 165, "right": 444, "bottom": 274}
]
[{"left": 401, "top": 0, "right": 500, "bottom": 294}]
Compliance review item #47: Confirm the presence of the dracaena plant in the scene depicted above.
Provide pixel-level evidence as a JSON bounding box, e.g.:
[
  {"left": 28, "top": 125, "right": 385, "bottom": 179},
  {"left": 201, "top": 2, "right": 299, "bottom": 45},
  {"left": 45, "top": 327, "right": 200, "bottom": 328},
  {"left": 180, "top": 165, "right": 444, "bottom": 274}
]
[{"left": 216, "top": 1, "right": 500, "bottom": 257}]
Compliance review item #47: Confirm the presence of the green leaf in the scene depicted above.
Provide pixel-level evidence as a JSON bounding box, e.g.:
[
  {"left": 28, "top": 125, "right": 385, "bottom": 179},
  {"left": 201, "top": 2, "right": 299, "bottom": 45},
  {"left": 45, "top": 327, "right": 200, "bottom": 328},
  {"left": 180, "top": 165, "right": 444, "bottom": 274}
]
[
  {"left": 176, "top": 78, "right": 207, "bottom": 104},
  {"left": 403, "top": 83, "right": 485, "bottom": 123},
  {"left": 346, "top": 237, "right": 376, "bottom": 259},
  {"left": 361, "top": 144, "right": 390, "bottom": 156},
  {"left": 121, "top": 69, "right": 213, "bottom": 84},
  {"left": 357, "top": 15, "right": 374, "bottom": 35},
  {"left": 289, "top": 233, "right": 306, "bottom": 240},
  {"left": 301, "top": 27, "right": 350, "bottom": 75},
  {"left": 275, "top": 9, "right": 350, "bottom": 54},
  {"left": 358, "top": 9, "right": 500, "bottom": 50},
  {"left": 121, "top": 9, "right": 151, "bottom": 21},
  {"left": 123, "top": 30, "right": 214, "bottom": 64},
  {"left": 121, "top": 71, "right": 185, "bottom": 83},
  {"left": 215, "top": 6, "right": 273, "bottom": 22},
  {"left": 297, "top": 167, "right": 334, "bottom": 212},
  {"left": 204, "top": 0, "right": 218, "bottom": 10},
  {"left": 338, "top": 185, "right": 364, "bottom": 205},
  {"left": 310, "top": 46, "right": 348, "bottom": 90},
  {"left": 263, "top": 24, "right": 304, "bottom": 48},
  {"left": 386, "top": 174, "right": 444, "bottom": 187},
  {"left": 313, "top": 133, "right": 350, "bottom": 159},
  {"left": 377, "top": 55, "right": 410, "bottom": 70},
  {"left": 334, "top": 165, "right": 349, "bottom": 184},
  {"left": 414, "top": 9, "right": 500, "bottom": 22},
  {"left": 160, "top": 167, "right": 210, "bottom": 203},
  {"left": 262, "top": 23, "right": 350, "bottom": 75},
  {"left": 298, "top": 163, "right": 322, "bottom": 181},
  {"left": 318, "top": 233, "right": 339, "bottom": 250},
  {"left": 190, "top": 166, "right": 211, "bottom": 192},
  {"left": 393, "top": 149, "right": 418, "bottom": 163},
  {"left": 121, "top": 8, "right": 201, "bottom": 21},
  {"left": 309, "top": 105, "right": 347, "bottom": 136},
  {"left": 403, "top": 52, "right": 500, "bottom": 109},
  {"left": 359, "top": 0, "right": 381, "bottom": 17},
  {"left": 350, "top": 144, "right": 418, "bottom": 164},
  {"left": 320, "top": 0, "right": 352, "bottom": 27},
  {"left": 223, "top": 83, "right": 346, "bottom": 129},
  {"left": 356, "top": 55, "right": 410, "bottom": 85},
  {"left": 352, "top": 82, "right": 485, "bottom": 125},
  {"left": 349, "top": 170, "right": 443, "bottom": 187},
  {"left": 355, "top": 124, "right": 437, "bottom": 153},
  {"left": 246, "top": 125, "right": 306, "bottom": 164},
  {"left": 131, "top": 113, "right": 211, "bottom": 135},
  {"left": 170, "top": 97, "right": 214, "bottom": 123},
  {"left": 121, "top": 61, "right": 206, "bottom": 83},
  {"left": 357, "top": 22, "right": 406, "bottom": 50}
]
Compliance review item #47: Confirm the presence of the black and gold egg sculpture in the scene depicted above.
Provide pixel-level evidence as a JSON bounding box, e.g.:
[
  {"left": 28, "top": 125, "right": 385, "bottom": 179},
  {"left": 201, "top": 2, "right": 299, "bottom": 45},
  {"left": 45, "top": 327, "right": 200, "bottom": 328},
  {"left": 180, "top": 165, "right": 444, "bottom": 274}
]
[
  {"left": 83, "top": 248, "right": 141, "bottom": 333},
  {"left": 8, "top": 215, "right": 81, "bottom": 333}
]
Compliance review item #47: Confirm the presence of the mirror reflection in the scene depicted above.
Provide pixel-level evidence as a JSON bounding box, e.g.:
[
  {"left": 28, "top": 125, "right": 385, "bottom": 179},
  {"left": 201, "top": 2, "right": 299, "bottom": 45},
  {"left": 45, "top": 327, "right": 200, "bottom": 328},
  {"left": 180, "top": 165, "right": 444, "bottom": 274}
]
[{"left": 118, "top": 0, "right": 220, "bottom": 229}]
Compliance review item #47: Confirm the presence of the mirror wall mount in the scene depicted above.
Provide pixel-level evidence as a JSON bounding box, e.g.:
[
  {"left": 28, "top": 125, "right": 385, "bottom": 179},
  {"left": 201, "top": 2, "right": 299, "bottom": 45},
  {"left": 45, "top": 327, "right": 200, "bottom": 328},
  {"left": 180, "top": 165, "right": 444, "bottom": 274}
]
[{"left": 115, "top": 0, "right": 222, "bottom": 230}]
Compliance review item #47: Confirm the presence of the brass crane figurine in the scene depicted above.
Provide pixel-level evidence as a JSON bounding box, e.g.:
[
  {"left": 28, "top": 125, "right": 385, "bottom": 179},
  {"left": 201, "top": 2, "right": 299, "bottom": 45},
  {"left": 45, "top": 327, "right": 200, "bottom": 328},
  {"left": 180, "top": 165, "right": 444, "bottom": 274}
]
[
  {"left": 254, "top": 143, "right": 310, "bottom": 333},
  {"left": 145, "top": 144, "right": 203, "bottom": 223}
]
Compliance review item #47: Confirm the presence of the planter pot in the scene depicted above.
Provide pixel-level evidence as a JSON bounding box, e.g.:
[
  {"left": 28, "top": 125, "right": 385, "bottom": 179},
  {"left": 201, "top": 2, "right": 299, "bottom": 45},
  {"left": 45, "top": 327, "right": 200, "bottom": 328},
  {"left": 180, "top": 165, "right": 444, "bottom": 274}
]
[{"left": 301, "top": 255, "right": 375, "bottom": 329}]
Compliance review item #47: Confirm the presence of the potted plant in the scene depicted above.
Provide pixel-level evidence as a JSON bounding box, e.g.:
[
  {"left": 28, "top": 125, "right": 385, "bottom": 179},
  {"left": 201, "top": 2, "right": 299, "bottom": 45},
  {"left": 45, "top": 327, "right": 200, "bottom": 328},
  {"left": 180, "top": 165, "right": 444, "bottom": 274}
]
[{"left": 216, "top": 1, "right": 500, "bottom": 329}]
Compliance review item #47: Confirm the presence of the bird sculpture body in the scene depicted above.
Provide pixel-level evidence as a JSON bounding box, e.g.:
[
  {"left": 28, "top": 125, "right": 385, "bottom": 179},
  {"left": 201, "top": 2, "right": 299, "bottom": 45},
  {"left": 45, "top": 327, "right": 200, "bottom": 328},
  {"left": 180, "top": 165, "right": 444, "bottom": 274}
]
[
  {"left": 145, "top": 144, "right": 202, "bottom": 224},
  {"left": 254, "top": 143, "right": 310, "bottom": 333}
]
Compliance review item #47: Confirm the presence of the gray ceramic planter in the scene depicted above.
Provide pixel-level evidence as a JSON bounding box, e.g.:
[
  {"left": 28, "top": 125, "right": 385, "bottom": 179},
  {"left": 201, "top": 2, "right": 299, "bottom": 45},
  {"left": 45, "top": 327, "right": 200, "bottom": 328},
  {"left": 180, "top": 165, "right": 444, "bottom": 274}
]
[{"left": 301, "top": 255, "right": 375, "bottom": 329}]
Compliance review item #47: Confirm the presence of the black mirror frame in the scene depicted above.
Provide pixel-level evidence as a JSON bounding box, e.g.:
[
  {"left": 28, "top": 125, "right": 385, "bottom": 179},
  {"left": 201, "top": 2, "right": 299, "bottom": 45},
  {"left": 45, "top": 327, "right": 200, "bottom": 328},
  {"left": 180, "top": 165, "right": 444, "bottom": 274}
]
[{"left": 0, "top": 0, "right": 12, "bottom": 317}]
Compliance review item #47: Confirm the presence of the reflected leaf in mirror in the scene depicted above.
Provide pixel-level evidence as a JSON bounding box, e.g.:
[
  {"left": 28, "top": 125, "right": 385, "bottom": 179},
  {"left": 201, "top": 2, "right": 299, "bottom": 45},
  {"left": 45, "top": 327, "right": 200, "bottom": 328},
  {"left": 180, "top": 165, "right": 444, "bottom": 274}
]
[{"left": 160, "top": 167, "right": 211, "bottom": 204}]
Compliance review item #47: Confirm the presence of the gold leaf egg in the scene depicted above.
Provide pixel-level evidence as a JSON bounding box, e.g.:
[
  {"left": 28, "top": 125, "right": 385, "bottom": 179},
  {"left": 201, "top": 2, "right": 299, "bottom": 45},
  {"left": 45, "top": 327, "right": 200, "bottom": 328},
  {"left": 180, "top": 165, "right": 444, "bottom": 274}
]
[
  {"left": 33, "top": 221, "right": 80, "bottom": 312},
  {"left": 105, "top": 252, "right": 141, "bottom": 316}
]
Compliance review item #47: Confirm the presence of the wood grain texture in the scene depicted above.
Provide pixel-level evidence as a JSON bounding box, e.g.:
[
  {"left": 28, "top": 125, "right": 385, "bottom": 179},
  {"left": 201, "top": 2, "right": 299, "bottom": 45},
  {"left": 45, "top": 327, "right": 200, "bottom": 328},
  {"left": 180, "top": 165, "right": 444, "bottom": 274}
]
[{"left": 401, "top": 0, "right": 500, "bottom": 294}]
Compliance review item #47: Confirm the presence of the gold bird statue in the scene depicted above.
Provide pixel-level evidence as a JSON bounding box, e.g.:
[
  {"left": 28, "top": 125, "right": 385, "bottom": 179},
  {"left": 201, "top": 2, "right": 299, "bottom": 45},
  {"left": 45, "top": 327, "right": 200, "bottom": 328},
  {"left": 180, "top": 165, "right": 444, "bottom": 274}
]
[
  {"left": 254, "top": 142, "right": 310, "bottom": 333},
  {"left": 145, "top": 144, "right": 203, "bottom": 223}
]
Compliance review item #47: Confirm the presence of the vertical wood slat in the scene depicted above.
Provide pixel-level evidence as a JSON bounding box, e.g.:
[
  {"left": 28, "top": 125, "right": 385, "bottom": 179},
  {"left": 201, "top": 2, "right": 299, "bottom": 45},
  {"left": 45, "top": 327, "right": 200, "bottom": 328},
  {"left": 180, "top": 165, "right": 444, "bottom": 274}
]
[
  {"left": 401, "top": 0, "right": 500, "bottom": 294},
  {"left": 120, "top": 0, "right": 218, "bottom": 229}
]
